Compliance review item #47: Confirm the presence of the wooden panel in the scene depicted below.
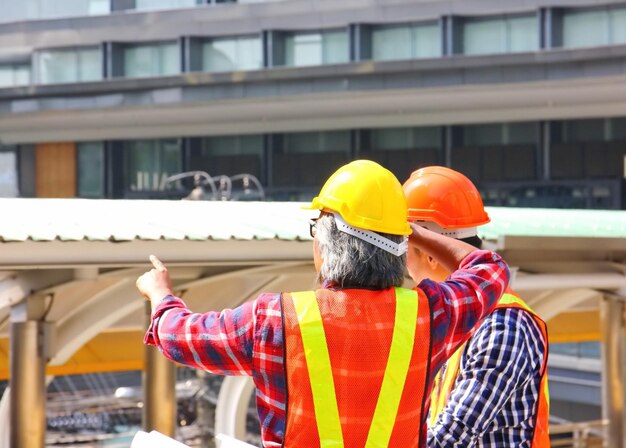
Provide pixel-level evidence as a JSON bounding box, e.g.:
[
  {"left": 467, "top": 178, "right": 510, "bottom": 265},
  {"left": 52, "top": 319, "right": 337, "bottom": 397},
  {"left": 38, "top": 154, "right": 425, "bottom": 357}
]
[{"left": 36, "top": 142, "right": 76, "bottom": 198}]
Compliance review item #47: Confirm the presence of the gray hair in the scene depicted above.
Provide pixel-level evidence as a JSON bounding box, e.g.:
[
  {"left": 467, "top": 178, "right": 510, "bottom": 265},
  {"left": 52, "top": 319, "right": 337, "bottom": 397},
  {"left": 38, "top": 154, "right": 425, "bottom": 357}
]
[{"left": 316, "top": 214, "right": 406, "bottom": 289}]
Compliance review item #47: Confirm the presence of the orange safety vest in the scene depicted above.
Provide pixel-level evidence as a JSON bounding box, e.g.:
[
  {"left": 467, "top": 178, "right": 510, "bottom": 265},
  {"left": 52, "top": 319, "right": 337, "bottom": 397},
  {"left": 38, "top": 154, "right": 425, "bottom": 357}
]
[
  {"left": 429, "top": 290, "right": 550, "bottom": 447},
  {"left": 282, "top": 287, "right": 432, "bottom": 447}
]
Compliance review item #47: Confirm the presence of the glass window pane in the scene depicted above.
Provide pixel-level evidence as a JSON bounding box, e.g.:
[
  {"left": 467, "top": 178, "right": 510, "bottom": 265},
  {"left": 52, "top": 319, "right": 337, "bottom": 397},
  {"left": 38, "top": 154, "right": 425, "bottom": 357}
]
[
  {"left": 13, "top": 65, "right": 30, "bottom": 86},
  {"left": 124, "top": 45, "right": 156, "bottom": 78},
  {"left": 413, "top": 23, "right": 441, "bottom": 58},
  {"left": 135, "top": 0, "right": 198, "bottom": 11},
  {"left": 463, "top": 124, "right": 503, "bottom": 146},
  {"left": 77, "top": 142, "right": 104, "bottom": 197},
  {"left": 610, "top": 118, "right": 626, "bottom": 141},
  {"left": 0, "top": 68, "right": 13, "bottom": 88},
  {"left": 284, "top": 131, "right": 350, "bottom": 153},
  {"left": 203, "top": 36, "right": 262, "bottom": 72},
  {"left": 372, "top": 128, "right": 413, "bottom": 150},
  {"left": 563, "top": 9, "right": 610, "bottom": 48},
  {"left": 78, "top": 48, "right": 102, "bottom": 82},
  {"left": 463, "top": 18, "right": 507, "bottom": 55},
  {"left": 39, "top": 0, "right": 110, "bottom": 18},
  {"left": 611, "top": 8, "right": 626, "bottom": 44},
  {"left": 284, "top": 31, "right": 348, "bottom": 67},
  {"left": 237, "top": 36, "right": 263, "bottom": 70},
  {"left": 0, "top": 150, "right": 19, "bottom": 197},
  {"left": 124, "top": 43, "right": 179, "bottom": 78},
  {"left": 127, "top": 139, "right": 182, "bottom": 191},
  {"left": 204, "top": 39, "right": 237, "bottom": 72},
  {"left": 37, "top": 48, "right": 101, "bottom": 84},
  {"left": 507, "top": 122, "right": 538, "bottom": 145},
  {"left": 285, "top": 33, "right": 322, "bottom": 67},
  {"left": 508, "top": 16, "right": 538, "bottom": 52},
  {"left": 321, "top": 31, "right": 349, "bottom": 64},
  {"left": 414, "top": 126, "right": 442, "bottom": 148},
  {"left": 160, "top": 43, "right": 180, "bottom": 76},
  {"left": 563, "top": 119, "right": 606, "bottom": 143},
  {"left": 372, "top": 26, "right": 412, "bottom": 61},
  {"left": 38, "top": 50, "right": 78, "bottom": 84}
]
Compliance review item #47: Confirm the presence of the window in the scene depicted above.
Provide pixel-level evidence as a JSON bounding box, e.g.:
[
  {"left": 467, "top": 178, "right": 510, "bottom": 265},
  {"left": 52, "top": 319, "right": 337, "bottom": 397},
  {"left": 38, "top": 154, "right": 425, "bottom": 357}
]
[
  {"left": 454, "top": 122, "right": 538, "bottom": 182},
  {"left": 202, "top": 36, "right": 263, "bottom": 72},
  {"left": 363, "top": 127, "right": 442, "bottom": 181},
  {"left": 135, "top": 0, "right": 202, "bottom": 11},
  {"left": 123, "top": 42, "right": 179, "bottom": 78},
  {"left": 187, "top": 135, "right": 265, "bottom": 200},
  {"left": 561, "top": 119, "right": 606, "bottom": 143},
  {"left": 273, "top": 131, "right": 351, "bottom": 192},
  {"left": 370, "top": 127, "right": 441, "bottom": 150},
  {"left": 0, "top": 63, "right": 30, "bottom": 88},
  {"left": 283, "top": 30, "right": 349, "bottom": 67},
  {"left": 0, "top": 147, "right": 19, "bottom": 197},
  {"left": 372, "top": 22, "right": 441, "bottom": 61},
  {"left": 461, "top": 15, "right": 538, "bottom": 55},
  {"left": 611, "top": 8, "right": 626, "bottom": 44},
  {"left": 77, "top": 142, "right": 105, "bottom": 198},
  {"left": 0, "top": 0, "right": 108, "bottom": 22},
  {"left": 35, "top": 47, "right": 102, "bottom": 85},
  {"left": 126, "top": 140, "right": 182, "bottom": 192},
  {"left": 463, "top": 123, "right": 538, "bottom": 146},
  {"left": 562, "top": 7, "right": 626, "bottom": 48}
]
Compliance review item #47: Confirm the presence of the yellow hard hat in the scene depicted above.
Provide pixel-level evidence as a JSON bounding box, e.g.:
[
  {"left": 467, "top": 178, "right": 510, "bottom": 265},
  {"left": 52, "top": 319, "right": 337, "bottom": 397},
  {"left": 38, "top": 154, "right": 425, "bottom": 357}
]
[{"left": 305, "top": 160, "right": 411, "bottom": 236}]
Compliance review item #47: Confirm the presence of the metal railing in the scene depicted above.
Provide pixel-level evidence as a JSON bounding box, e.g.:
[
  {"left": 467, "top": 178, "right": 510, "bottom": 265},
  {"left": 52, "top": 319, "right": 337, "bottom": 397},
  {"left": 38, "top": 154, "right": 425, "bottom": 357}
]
[
  {"left": 550, "top": 419, "right": 608, "bottom": 448},
  {"left": 164, "top": 171, "right": 265, "bottom": 201}
]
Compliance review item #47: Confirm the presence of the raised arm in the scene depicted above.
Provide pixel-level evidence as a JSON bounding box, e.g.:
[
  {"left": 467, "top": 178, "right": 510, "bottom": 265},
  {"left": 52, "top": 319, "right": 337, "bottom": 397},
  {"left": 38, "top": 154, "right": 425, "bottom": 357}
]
[
  {"left": 137, "top": 255, "right": 256, "bottom": 376},
  {"left": 409, "top": 224, "right": 510, "bottom": 365}
]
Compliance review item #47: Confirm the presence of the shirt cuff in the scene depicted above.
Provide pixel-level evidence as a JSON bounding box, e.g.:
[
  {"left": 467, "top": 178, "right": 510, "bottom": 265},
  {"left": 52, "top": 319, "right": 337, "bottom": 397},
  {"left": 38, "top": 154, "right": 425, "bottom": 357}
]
[
  {"left": 143, "top": 295, "right": 188, "bottom": 346},
  {"left": 458, "top": 249, "right": 504, "bottom": 269}
]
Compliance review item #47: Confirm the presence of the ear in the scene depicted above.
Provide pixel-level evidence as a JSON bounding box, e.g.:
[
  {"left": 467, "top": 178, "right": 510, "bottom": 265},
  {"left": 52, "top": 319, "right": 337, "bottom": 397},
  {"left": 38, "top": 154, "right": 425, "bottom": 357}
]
[{"left": 426, "top": 254, "right": 439, "bottom": 270}]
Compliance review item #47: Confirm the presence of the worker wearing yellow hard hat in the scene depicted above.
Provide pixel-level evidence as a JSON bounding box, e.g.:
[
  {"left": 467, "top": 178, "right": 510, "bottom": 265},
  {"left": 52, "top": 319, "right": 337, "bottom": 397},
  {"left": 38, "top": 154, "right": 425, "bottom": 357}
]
[
  {"left": 403, "top": 166, "right": 549, "bottom": 447},
  {"left": 137, "top": 160, "right": 510, "bottom": 447}
]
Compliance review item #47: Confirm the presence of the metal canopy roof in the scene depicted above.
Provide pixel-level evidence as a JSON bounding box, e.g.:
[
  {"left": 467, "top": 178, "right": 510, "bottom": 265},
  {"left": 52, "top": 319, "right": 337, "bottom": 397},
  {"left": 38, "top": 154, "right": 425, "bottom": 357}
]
[
  {"left": 0, "top": 199, "right": 623, "bottom": 379},
  {"left": 1, "top": 199, "right": 625, "bottom": 243}
]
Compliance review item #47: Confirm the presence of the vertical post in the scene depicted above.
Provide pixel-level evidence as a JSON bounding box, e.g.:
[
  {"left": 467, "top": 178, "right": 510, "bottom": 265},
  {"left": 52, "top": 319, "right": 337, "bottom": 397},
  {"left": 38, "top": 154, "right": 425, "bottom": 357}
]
[
  {"left": 600, "top": 295, "right": 626, "bottom": 447},
  {"left": 143, "top": 302, "right": 176, "bottom": 436},
  {"left": 10, "top": 298, "right": 46, "bottom": 448},
  {"left": 196, "top": 370, "right": 215, "bottom": 447}
]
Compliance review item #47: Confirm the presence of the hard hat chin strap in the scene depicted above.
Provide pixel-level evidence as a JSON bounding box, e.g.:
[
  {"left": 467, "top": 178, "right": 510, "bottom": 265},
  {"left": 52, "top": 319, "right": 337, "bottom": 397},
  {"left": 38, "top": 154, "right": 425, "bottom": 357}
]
[
  {"left": 333, "top": 213, "right": 408, "bottom": 256},
  {"left": 416, "top": 221, "right": 478, "bottom": 239}
]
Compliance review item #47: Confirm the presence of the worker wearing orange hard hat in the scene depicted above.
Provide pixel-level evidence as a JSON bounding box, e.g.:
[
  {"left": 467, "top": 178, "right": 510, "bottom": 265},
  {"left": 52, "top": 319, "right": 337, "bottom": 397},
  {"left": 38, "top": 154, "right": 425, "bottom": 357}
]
[
  {"left": 137, "top": 160, "right": 510, "bottom": 447},
  {"left": 403, "top": 166, "right": 549, "bottom": 447}
]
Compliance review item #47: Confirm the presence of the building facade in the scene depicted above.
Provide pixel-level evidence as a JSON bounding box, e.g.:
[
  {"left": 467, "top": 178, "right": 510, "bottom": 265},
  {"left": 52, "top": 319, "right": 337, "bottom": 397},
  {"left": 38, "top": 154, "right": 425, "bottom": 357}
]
[{"left": 0, "top": 0, "right": 624, "bottom": 208}]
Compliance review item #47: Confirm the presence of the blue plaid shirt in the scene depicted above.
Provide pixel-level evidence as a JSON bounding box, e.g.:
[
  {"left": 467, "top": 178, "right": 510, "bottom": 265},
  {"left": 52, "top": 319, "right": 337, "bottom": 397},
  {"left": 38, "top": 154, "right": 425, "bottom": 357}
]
[{"left": 428, "top": 307, "right": 546, "bottom": 447}]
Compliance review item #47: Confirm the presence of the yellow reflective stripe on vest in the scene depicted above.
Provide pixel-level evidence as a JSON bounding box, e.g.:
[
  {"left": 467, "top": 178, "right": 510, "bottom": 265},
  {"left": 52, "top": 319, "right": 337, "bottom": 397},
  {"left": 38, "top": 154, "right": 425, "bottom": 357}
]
[
  {"left": 429, "top": 345, "right": 463, "bottom": 427},
  {"left": 291, "top": 288, "right": 418, "bottom": 448},
  {"left": 365, "top": 287, "right": 418, "bottom": 448},
  {"left": 291, "top": 291, "right": 344, "bottom": 447},
  {"left": 497, "top": 293, "right": 536, "bottom": 314}
]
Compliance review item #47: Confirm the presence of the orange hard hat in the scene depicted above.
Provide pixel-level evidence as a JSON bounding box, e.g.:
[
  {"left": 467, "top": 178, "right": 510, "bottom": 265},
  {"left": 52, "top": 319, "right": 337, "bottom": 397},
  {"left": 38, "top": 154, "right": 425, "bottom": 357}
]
[{"left": 402, "top": 166, "right": 490, "bottom": 229}]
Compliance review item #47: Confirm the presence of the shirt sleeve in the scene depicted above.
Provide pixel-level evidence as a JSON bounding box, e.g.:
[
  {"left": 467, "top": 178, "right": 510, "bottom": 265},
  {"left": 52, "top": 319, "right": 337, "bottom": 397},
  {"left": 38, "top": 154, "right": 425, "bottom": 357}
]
[
  {"left": 419, "top": 250, "right": 510, "bottom": 371},
  {"left": 144, "top": 294, "right": 264, "bottom": 376},
  {"left": 428, "top": 308, "right": 546, "bottom": 447}
]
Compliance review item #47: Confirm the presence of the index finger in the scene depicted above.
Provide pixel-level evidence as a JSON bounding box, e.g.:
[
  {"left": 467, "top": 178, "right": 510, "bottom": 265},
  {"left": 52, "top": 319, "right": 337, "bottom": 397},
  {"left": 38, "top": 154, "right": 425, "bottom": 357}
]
[{"left": 150, "top": 254, "right": 167, "bottom": 271}]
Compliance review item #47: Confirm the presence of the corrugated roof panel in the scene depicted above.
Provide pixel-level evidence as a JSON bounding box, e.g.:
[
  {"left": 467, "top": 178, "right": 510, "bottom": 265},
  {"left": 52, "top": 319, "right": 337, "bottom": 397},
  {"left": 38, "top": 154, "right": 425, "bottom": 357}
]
[
  {"left": 482, "top": 207, "right": 626, "bottom": 239},
  {"left": 1, "top": 199, "right": 626, "bottom": 243}
]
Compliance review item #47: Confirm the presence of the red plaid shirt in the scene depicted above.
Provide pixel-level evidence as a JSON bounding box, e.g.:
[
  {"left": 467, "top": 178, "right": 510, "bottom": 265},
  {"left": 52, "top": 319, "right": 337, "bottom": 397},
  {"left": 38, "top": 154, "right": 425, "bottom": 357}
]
[{"left": 145, "top": 250, "right": 509, "bottom": 447}]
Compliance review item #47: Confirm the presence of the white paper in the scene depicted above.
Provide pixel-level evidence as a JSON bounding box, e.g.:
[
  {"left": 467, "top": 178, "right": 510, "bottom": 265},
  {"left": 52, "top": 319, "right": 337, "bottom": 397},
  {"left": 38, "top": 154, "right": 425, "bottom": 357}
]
[
  {"left": 131, "top": 430, "right": 190, "bottom": 448},
  {"left": 215, "top": 433, "right": 258, "bottom": 448}
]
